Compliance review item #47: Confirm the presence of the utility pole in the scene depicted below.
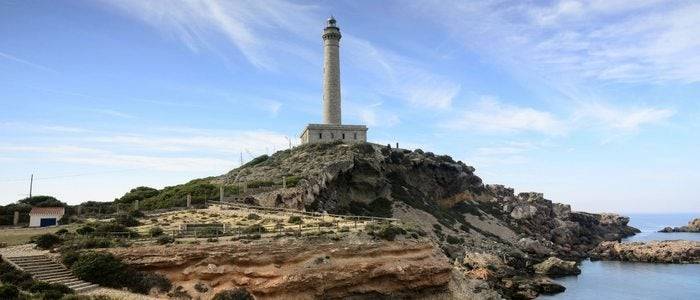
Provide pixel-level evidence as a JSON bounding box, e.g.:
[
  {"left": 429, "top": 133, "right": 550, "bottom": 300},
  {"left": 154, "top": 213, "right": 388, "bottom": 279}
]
[
  {"left": 29, "top": 174, "right": 33, "bottom": 198},
  {"left": 240, "top": 152, "right": 243, "bottom": 166}
]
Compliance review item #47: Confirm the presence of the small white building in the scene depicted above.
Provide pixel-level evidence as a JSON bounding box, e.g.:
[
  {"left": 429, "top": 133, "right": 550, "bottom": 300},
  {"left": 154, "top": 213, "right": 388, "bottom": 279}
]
[{"left": 29, "top": 207, "right": 65, "bottom": 227}]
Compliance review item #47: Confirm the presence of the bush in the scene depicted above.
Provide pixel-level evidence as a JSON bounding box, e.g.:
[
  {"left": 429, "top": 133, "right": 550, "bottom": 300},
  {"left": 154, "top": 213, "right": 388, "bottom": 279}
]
[
  {"left": 71, "top": 252, "right": 129, "bottom": 288},
  {"left": 368, "top": 224, "right": 406, "bottom": 241},
  {"left": 246, "top": 213, "right": 261, "bottom": 220},
  {"left": 149, "top": 227, "right": 164, "bottom": 237},
  {"left": 115, "top": 213, "right": 139, "bottom": 227},
  {"left": 28, "top": 281, "right": 73, "bottom": 295},
  {"left": 287, "top": 216, "right": 303, "bottom": 225},
  {"left": 213, "top": 288, "right": 254, "bottom": 300},
  {"left": 61, "top": 250, "right": 81, "bottom": 267},
  {"left": 0, "top": 261, "right": 34, "bottom": 289},
  {"left": 62, "top": 236, "right": 115, "bottom": 250},
  {"left": 156, "top": 236, "right": 175, "bottom": 245},
  {"left": 0, "top": 284, "right": 19, "bottom": 299},
  {"left": 76, "top": 225, "right": 95, "bottom": 235},
  {"left": 116, "top": 186, "right": 159, "bottom": 205},
  {"left": 194, "top": 282, "right": 209, "bottom": 293},
  {"left": 446, "top": 235, "right": 463, "bottom": 245},
  {"left": 55, "top": 228, "right": 69, "bottom": 235},
  {"left": 241, "top": 155, "right": 269, "bottom": 168},
  {"left": 128, "top": 271, "right": 171, "bottom": 294},
  {"left": 34, "top": 233, "right": 62, "bottom": 249},
  {"left": 242, "top": 224, "right": 266, "bottom": 234}
]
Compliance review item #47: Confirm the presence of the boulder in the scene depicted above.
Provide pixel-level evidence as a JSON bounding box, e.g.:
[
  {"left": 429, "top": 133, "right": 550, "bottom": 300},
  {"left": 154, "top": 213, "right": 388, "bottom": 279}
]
[
  {"left": 533, "top": 257, "right": 581, "bottom": 277},
  {"left": 658, "top": 218, "right": 700, "bottom": 233},
  {"left": 591, "top": 240, "right": 700, "bottom": 263},
  {"left": 510, "top": 204, "right": 538, "bottom": 220}
]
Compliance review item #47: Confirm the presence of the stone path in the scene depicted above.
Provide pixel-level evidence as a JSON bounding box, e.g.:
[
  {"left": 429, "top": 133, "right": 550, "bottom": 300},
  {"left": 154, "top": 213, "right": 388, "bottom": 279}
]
[{"left": 2, "top": 254, "right": 98, "bottom": 292}]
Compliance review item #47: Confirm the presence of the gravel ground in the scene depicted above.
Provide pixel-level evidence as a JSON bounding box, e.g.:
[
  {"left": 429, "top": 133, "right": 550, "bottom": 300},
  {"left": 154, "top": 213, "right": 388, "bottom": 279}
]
[{"left": 84, "top": 288, "right": 161, "bottom": 299}]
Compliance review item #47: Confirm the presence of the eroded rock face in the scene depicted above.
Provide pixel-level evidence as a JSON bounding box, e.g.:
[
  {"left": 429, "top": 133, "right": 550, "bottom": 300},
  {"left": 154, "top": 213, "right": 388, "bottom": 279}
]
[
  {"left": 659, "top": 218, "right": 700, "bottom": 233},
  {"left": 532, "top": 257, "right": 581, "bottom": 277},
  {"left": 205, "top": 143, "right": 641, "bottom": 299},
  {"left": 591, "top": 240, "right": 700, "bottom": 264},
  {"left": 108, "top": 237, "right": 452, "bottom": 299}
]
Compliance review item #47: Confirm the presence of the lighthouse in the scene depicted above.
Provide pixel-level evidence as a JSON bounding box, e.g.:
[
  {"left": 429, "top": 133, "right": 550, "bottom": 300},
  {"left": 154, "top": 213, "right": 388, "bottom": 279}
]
[{"left": 300, "top": 17, "right": 368, "bottom": 144}]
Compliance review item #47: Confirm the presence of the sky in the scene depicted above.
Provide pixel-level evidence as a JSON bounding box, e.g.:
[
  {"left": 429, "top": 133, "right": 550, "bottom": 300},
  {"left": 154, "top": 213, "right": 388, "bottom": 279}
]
[{"left": 1, "top": 0, "right": 698, "bottom": 214}]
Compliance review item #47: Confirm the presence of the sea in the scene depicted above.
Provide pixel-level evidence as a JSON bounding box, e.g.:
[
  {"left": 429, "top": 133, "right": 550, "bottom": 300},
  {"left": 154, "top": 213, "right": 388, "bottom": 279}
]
[{"left": 541, "top": 213, "right": 700, "bottom": 300}]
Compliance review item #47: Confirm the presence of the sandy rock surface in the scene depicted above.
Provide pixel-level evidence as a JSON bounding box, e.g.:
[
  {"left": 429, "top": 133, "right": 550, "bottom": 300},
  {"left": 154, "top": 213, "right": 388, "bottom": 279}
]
[{"left": 591, "top": 240, "right": 700, "bottom": 263}]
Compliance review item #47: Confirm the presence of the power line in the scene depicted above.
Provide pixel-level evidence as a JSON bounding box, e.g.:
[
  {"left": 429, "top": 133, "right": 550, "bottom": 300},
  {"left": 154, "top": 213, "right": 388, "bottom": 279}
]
[{"left": 0, "top": 168, "right": 144, "bottom": 183}]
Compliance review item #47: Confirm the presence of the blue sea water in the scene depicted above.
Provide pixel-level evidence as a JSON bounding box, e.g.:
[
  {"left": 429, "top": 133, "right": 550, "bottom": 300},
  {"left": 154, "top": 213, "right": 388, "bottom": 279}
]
[{"left": 541, "top": 213, "right": 700, "bottom": 300}]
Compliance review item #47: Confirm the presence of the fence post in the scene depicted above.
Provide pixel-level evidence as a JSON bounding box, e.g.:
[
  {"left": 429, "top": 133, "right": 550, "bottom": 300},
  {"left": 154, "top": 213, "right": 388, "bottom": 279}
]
[
  {"left": 187, "top": 194, "right": 192, "bottom": 208},
  {"left": 283, "top": 177, "right": 287, "bottom": 189},
  {"left": 220, "top": 186, "right": 224, "bottom": 202},
  {"left": 13, "top": 211, "right": 19, "bottom": 226}
]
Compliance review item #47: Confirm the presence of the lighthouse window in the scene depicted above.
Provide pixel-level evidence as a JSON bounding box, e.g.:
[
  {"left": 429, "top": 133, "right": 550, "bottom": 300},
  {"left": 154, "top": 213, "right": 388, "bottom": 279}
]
[
  {"left": 331, "top": 133, "right": 334, "bottom": 139},
  {"left": 354, "top": 133, "right": 357, "bottom": 139},
  {"left": 342, "top": 133, "right": 345, "bottom": 139},
  {"left": 319, "top": 133, "right": 322, "bottom": 139}
]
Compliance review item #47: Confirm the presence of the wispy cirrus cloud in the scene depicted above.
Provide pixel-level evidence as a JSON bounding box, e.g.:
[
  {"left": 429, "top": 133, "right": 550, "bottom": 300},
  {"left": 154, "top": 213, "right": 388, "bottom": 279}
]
[
  {"left": 0, "top": 51, "right": 58, "bottom": 74},
  {"left": 573, "top": 102, "right": 675, "bottom": 131},
  {"left": 97, "top": 0, "right": 318, "bottom": 70},
  {"left": 443, "top": 97, "right": 567, "bottom": 135},
  {"left": 415, "top": 0, "right": 700, "bottom": 83}
]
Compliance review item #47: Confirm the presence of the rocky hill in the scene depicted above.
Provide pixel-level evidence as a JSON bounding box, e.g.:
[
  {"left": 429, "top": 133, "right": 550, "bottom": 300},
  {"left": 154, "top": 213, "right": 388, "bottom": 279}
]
[{"left": 194, "top": 141, "right": 639, "bottom": 298}]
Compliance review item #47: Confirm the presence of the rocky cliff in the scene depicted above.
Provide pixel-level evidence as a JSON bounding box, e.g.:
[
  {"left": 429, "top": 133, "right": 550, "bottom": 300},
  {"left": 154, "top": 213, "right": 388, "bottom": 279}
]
[
  {"left": 659, "top": 218, "right": 700, "bottom": 233},
  {"left": 133, "top": 142, "right": 639, "bottom": 299}
]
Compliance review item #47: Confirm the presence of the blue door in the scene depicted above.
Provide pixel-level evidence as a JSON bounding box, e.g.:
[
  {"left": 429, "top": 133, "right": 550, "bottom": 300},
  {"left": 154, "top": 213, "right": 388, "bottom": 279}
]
[{"left": 40, "top": 218, "right": 56, "bottom": 227}]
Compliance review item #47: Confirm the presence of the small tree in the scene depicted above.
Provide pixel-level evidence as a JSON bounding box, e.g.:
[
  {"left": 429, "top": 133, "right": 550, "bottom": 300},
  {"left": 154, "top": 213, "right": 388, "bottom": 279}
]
[
  {"left": 34, "top": 233, "right": 62, "bottom": 249},
  {"left": 0, "top": 284, "right": 19, "bottom": 299},
  {"left": 213, "top": 288, "right": 254, "bottom": 300}
]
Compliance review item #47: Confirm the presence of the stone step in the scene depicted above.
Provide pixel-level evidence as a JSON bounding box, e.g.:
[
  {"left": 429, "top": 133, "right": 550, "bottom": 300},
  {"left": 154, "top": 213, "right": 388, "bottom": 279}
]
[
  {"left": 74, "top": 284, "right": 99, "bottom": 293},
  {"left": 21, "top": 265, "right": 67, "bottom": 272},
  {"left": 48, "top": 278, "right": 82, "bottom": 285},
  {"left": 35, "top": 272, "right": 75, "bottom": 281},
  {"left": 5, "top": 254, "right": 100, "bottom": 292},
  {"left": 67, "top": 282, "right": 93, "bottom": 289}
]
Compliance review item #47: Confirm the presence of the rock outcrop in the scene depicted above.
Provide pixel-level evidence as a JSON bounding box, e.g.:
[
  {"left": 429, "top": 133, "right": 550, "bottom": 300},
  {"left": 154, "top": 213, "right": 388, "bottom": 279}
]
[
  {"left": 659, "top": 218, "right": 700, "bottom": 233},
  {"left": 532, "top": 257, "right": 581, "bottom": 277},
  {"left": 591, "top": 240, "right": 700, "bottom": 264},
  {"left": 108, "top": 237, "right": 452, "bottom": 299},
  {"left": 154, "top": 142, "right": 641, "bottom": 299}
]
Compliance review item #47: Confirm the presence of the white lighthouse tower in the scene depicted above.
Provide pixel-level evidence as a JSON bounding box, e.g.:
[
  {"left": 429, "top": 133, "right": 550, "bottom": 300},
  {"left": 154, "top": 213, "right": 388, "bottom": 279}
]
[{"left": 300, "top": 17, "right": 368, "bottom": 144}]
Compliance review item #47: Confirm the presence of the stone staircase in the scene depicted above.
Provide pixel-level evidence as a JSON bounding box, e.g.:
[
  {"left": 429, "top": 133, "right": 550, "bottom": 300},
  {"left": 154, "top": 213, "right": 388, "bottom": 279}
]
[{"left": 3, "top": 255, "right": 98, "bottom": 293}]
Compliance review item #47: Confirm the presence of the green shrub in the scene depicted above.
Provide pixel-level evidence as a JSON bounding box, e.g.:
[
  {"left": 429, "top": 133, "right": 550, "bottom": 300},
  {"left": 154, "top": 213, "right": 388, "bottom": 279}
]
[
  {"left": 242, "top": 224, "right": 266, "bottom": 234},
  {"left": 246, "top": 213, "right": 261, "bottom": 220},
  {"left": 34, "top": 233, "right": 62, "bottom": 249},
  {"left": 128, "top": 272, "right": 171, "bottom": 294},
  {"left": 284, "top": 176, "right": 301, "bottom": 187},
  {"left": 18, "top": 195, "right": 65, "bottom": 207},
  {"left": 156, "top": 236, "right": 175, "bottom": 245},
  {"left": 55, "top": 228, "right": 69, "bottom": 235},
  {"left": 28, "top": 281, "right": 73, "bottom": 296},
  {"left": 116, "top": 187, "right": 159, "bottom": 205},
  {"left": 368, "top": 224, "right": 406, "bottom": 241},
  {"left": 0, "top": 261, "right": 34, "bottom": 289},
  {"left": 0, "top": 284, "right": 19, "bottom": 299},
  {"left": 433, "top": 224, "right": 443, "bottom": 231},
  {"left": 212, "top": 288, "right": 254, "bottom": 300},
  {"left": 149, "top": 227, "right": 164, "bottom": 237},
  {"left": 446, "top": 235, "right": 464, "bottom": 245},
  {"left": 62, "top": 236, "right": 114, "bottom": 250},
  {"left": 76, "top": 225, "right": 95, "bottom": 235},
  {"left": 61, "top": 250, "right": 81, "bottom": 268},
  {"left": 241, "top": 155, "right": 269, "bottom": 168},
  {"left": 247, "top": 180, "right": 275, "bottom": 188},
  {"left": 115, "top": 213, "right": 139, "bottom": 227},
  {"left": 71, "top": 252, "right": 129, "bottom": 288},
  {"left": 287, "top": 216, "right": 303, "bottom": 225}
]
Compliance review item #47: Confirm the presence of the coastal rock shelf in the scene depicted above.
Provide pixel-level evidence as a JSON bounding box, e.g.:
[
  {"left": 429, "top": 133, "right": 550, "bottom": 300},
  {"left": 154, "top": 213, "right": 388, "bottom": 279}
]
[
  {"left": 590, "top": 240, "right": 700, "bottom": 264},
  {"left": 659, "top": 218, "right": 700, "bottom": 233}
]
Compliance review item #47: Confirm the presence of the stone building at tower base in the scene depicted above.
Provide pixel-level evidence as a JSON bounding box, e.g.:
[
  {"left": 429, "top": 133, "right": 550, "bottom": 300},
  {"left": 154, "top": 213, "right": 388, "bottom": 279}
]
[{"left": 300, "top": 124, "right": 367, "bottom": 144}]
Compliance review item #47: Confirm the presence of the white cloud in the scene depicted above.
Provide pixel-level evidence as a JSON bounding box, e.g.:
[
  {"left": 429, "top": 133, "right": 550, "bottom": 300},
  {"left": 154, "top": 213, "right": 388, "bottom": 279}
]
[
  {"left": 344, "top": 36, "right": 460, "bottom": 109},
  {"left": 443, "top": 97, "right": 566, "bottom": 135},
  {"left": 574, "top": 102, "right": 674, "bottom": 131},
  {"left": 416, "top": 0, "right": 700, "bottom": 83},
  {"left": 98, "top": 0, "right": 318, "bottom": 70},
  {"left": 350, "top": 102, "right": 400, "bottom": 128},
  {"left": 0, "top": 51, "right": 58, "bottom": 73},
  {"left": 88, "top": 108, "right": 134, "bottom": 119}
]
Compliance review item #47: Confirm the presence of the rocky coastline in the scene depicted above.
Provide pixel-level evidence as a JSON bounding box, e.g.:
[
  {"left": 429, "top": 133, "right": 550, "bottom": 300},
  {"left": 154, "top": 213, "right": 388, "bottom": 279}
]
[
  {"left": 659, "top": 218, "right": 700, "bottom": 233},
  {"left": 591, "top": 240, "right": 700, "bottom": 264}
]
